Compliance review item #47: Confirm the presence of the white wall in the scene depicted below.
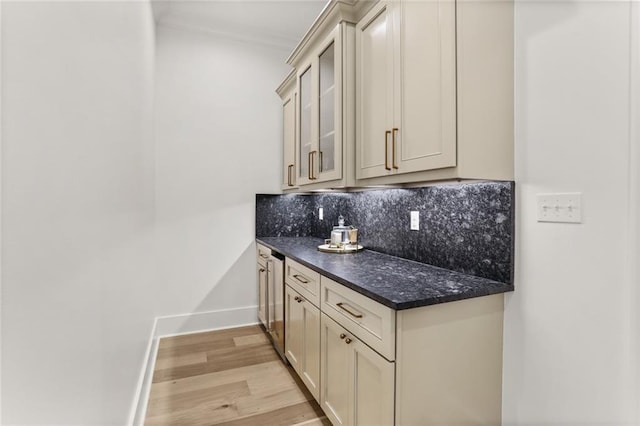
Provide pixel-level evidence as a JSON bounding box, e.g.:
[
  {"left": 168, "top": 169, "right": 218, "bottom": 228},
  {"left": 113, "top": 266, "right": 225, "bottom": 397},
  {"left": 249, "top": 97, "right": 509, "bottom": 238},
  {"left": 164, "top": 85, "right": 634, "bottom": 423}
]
[
  {"left": 1, "top": 2, "right": 156, "bottom": 424},
  {"left": 505, "top": 1, "right": 638, "bottom": 424},
  {"left": 153, "top": 23, "right": 286, "bottom": 333},
  {"left": 633, "top": 4, "right": 640, "bottom": 422}
]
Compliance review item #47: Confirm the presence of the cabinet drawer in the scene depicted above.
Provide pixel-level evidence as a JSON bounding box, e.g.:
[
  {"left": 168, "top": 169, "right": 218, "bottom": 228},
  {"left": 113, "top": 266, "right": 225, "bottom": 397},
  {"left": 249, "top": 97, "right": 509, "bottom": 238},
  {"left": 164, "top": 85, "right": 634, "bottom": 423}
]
[
  {"left": 257, "top": 243, "right": 271, "bottom": 267},
  {"left": 321, "top": 277, "right": 395, "bottom": 361},
  {"left": 285, "top": 258, "right": 321, "bottom": 307}
]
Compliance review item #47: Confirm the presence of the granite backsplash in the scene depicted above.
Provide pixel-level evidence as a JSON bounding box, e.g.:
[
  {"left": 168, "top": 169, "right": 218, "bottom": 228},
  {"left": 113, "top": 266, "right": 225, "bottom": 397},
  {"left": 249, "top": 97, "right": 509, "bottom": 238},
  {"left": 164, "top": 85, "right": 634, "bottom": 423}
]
[{"left": 256, "top": 181, "right": 514, "bottom": 284}]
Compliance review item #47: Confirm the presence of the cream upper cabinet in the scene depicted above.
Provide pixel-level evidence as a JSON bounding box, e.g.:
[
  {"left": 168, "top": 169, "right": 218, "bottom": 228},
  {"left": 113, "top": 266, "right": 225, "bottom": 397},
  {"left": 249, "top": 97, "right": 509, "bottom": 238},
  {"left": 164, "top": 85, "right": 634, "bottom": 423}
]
[
  {"left": 296, "top": 26, "right": 344, "bottom": 186},
  {"left": 278, "top": 0, "right": 512, "bottom": 189},
  {"left": 355, "top": 2, "right": 393, "bottom": 179},
  {"left": 356, "top": 0, "right": 513, "bottom": 184},
  {"left": 356, "top": 0, "right": 456, "bottom": 180},
  {"left": 320, "top": 313, "right": 395, "bottom": 426},
  {"left": 282, "top": 89, "right": 297, "bottom": 189},
  {"left": 277, "top": 71, "right": 297, "bottom": 190}
]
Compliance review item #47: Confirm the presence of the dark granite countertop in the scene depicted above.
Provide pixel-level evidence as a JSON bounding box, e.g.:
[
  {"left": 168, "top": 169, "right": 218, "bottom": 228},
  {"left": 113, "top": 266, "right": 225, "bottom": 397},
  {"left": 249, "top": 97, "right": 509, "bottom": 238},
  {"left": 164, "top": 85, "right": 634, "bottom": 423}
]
[{"left": 257, "top": 237, "right": 513, "bottom": 310}]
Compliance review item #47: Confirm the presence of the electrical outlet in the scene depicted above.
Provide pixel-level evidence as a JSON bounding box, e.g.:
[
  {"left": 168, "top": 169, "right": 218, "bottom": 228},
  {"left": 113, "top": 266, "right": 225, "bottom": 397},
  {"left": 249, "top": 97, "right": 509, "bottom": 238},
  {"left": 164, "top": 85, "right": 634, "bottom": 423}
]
[
  {"left": 536, "top": 193, "right": 582, "bottom": 223},
  {"left": 319, "top": 207, "right": 323, "bottom": 220},
  {"left": 410, "top": 211, "right": 419, "bottom": 230}
]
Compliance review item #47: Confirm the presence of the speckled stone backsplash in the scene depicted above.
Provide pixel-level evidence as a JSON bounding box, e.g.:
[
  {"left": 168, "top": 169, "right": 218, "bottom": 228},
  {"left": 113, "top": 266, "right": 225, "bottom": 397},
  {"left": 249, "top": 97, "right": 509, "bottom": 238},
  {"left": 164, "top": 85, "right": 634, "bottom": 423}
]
[
  {"left": 255, "top": 194, "right": 315, "bottom": 237},
  {"left": 256, "top": 181, "right": 514, "bottom": 284}
]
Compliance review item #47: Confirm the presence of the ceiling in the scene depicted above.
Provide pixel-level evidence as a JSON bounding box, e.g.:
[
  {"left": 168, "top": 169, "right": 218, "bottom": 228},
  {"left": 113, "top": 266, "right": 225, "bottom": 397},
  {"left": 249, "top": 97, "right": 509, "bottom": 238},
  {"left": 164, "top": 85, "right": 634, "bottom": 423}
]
[{"left": 152, "top": 0, "right": 328, "bottom": 51}]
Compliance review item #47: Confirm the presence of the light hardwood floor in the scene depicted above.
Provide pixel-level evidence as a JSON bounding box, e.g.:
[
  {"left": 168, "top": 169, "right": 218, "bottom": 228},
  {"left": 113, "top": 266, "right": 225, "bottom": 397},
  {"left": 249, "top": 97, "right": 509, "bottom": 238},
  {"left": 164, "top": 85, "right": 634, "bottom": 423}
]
[{"left": 145, "top": 325, "right": 331, "bottom": 426}]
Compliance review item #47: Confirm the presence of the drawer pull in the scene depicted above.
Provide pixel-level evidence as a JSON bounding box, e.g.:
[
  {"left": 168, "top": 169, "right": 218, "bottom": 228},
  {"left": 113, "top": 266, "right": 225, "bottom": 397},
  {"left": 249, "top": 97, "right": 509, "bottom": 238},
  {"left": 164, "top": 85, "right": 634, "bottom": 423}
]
[
  {"left": 296, "top": 296, "right": 304, "bottom": 303},
  {"left": 336, "top": 302, "right": 363, "bottom": 319},
  {"left": 287, "top": 164, "right": 294, "bottom": 187},
  {"left": 339, "top": 333, "right": 346, "bottom": 340},
  {"left": 345, "top": 337, "right": 352, "bottom": 344},
  {"left": 293, "top": 274, "right": 309, "bottom": 284},
  {"left": 259, "top": 253, "right": 269, "bottom": 259},
  {"left": 384, "top": 130, "right": 392, "bottom": 171},
  {"left": 392, "top": 128, "right": 399, "bottom": 169},
  {"left": 259, "top": 268, "right": 265, "bottom": 273}
]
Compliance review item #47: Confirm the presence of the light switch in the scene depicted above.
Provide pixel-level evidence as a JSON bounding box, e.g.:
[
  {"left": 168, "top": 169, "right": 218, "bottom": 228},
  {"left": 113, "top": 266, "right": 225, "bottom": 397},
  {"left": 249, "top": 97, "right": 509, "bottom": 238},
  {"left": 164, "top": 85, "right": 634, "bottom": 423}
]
[
  {"left": 536, "top": 193, "right": 582, "bottom": 223},
  {"left": 410, "top": 211, "right": 419, "bottom": 230},
  {"left": 319, "top": 207, "right": 323, "bottom": 220}
]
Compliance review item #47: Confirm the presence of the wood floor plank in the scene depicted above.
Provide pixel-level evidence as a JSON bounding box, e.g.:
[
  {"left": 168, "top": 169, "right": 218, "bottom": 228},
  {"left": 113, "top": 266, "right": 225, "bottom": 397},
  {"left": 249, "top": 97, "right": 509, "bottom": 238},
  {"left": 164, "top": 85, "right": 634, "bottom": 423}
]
[
  {"left": 204, "top": 341, "right": 280, "bottom": 370},
  {"left": 215, "top": 401, "right": 327, "bottom": 426},
  {"left": 233, "top": 333, "right": 269, "bottom": 346},
  {"left": 292, "top": 417, "right": 331, "bottom": 426},
  {"left": 153, "top": 343, "right": 279, "bottom": 383},
  {"left": 149, "top": 361, "right": 285, "bottom": 400},
  {"left": 154, "top": 351, "right": 207, "bottom": 370},
  {"left": 145, "top": 325, "right": 327, "bottom": 425},
  {"left": 146, "top": 380, "right": 250, "bottom": 417},
  {"left": 233, "top": 387, "right": 312, "bottom": 419},
  {"left": 156, "top": 326, "right": 264, "bottom": 360},
  {"left": 158, "top": 325, "right": 262, "bottom": 349},
  {"left": 156, "top": 338, "right": 235, "bottom": 360}
]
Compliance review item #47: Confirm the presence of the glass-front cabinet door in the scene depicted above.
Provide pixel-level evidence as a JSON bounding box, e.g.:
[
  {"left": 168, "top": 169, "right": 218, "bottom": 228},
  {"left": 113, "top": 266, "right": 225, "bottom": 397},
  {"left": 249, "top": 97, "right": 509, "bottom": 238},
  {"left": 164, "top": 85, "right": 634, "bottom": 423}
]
[
  {"left": 318, "top": 42, "right": 335, "bottom": 175},
  {"left": 299, "top": 67, "right": 312, "bottom": 182},
  {"left": 296, "top": 25, "right": 343, "bottom": 186}
]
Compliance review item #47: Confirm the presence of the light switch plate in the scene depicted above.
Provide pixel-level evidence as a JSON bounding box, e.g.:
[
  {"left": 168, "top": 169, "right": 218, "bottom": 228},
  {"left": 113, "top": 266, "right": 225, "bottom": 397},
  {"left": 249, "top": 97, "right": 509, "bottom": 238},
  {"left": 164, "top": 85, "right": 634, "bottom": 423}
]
[
  {"left": 319, "top": 207, "right": 323, "bottom": 220},
  {"left": 537, "top": 193, "right": 582, "bottom": 223},
  {"left": 410, "top": 211, "right": 419, "bottom": 230}
]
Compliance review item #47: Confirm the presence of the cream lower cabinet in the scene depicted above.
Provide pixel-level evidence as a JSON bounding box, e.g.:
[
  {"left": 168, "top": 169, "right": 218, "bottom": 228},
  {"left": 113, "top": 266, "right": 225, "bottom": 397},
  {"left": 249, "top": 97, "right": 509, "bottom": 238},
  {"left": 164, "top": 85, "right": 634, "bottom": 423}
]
[
  {"left": 320, "top": 312, "right": 395, "bottom": 426},
  {"left": 256, "top": 244, "right": 270, "bottom": 328},
  {"left": 283, "top": 258, "right": 504, "bottom": 425},
  {"left": 257, "top": 263, "right": 267, "bottom": 328},
  {"left": 284, "top": 283, "right": 320, "bottom": 402}
]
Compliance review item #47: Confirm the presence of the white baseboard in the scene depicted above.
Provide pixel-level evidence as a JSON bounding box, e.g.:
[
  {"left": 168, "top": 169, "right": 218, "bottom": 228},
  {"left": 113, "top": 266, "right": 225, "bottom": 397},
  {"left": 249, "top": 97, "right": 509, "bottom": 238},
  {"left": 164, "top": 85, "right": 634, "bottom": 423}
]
[
  {"left": 128, "top": 305, "right": 259, "bottom": 425},
  {"left": 154, "top": 305, "right": 258, "bottom": 338},
  {"left": 128, "top": 319, "right": 158, "bottom": 426}
]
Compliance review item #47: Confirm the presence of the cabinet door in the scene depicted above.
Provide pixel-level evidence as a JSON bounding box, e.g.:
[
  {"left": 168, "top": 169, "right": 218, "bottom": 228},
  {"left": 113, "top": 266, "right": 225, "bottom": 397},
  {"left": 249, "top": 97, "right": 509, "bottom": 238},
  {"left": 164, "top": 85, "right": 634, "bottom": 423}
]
[
  {"left": 321, "top": 313, "right": 352, "bottom": 426},
  {"left": 356, "top": 1, "right": 394, "bottom": 179},
  {"left": 321, "top": 313, "right": 395, "bottom": 426},
  {"left": 282, "top": 90, "right": 297, "bottom": 189},
  {"left": 257, "top": 263, "right": 267, "bottom": 328},
  {"left": 286, "top": 285, "right": 321, "bottom": 402},
  {"left": 393, "top": 0, "right": 456, "bottom": 174},
  {"left": 296, "top": 25, "right": 343, "bottom": 186},
  {"left": 352, "top": 339, "right": 395, "bottom": 426},
  {"left": 300, "top": 296, "right": 320, "bottom": 402},
  {"left": 356, "top": 0, "right": 457, "bottom": 181},
  {"left": 285, "top": 284, "right": 303, "bottom": 373},
  {"left": 297, "top": 63, "right": 314, "bottom": 185},
  {"left": 316, "top": 27, "right": 343, "bottom": 183}
]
